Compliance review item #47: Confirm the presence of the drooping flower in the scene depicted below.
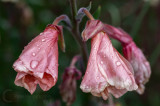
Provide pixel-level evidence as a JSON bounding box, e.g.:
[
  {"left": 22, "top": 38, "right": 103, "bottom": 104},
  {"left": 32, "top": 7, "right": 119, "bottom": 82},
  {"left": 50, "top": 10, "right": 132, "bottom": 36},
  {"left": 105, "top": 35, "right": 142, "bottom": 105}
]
[
  {"left": 59, "top": 55, "right": 82, "bottom": 106},
  {"left": 123, "top": 42, "right": 151, "bottom": 94},
  {"left": 80, "top": 20, "right": 138, "bottom": 100},
  {"left": 104, "top": 24, "right": 151, "bottom": 94},
  {"left": 13, "top": 24, "right": 63, "bottom": 94}
]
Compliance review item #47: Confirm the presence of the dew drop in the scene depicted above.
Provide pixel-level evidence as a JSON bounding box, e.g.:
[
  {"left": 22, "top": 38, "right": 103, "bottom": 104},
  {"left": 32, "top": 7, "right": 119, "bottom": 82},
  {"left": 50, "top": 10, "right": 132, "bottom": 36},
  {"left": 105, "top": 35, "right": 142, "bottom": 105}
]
[
  {"left": 42, "top": 39, "right": 46, "bottom": 42},
  {"left": 32, "top": 52, "right": 36, "bottom": 56},
  {"left": 94, "top": 47, "right": 97, "bottom": 50},
  {"left": 88, "top": 62, "right": 91, "bottom": 66},
  {"left": 96, "top": 76, "right": 100, "bottom": 79},
  {"left": 103, "top": 55, "right": 106, "bottom": 58},
  {"left": 101, "top": 61, "right": 103, "bottom": 64},
  {"left": 40, "top": 33, "right": 43, "bottom": 35},
  {"left": 116, "top": 61, "right": 121, "bottom": 66},
  {"left": 31, "top": 60, "right": 38, "bottom": 69},
  {"left": 38, "top": 48, "right": 41, "bottom": 50},
  {"left": 86, "top": 86, "right": 89, "bottom": 89}
]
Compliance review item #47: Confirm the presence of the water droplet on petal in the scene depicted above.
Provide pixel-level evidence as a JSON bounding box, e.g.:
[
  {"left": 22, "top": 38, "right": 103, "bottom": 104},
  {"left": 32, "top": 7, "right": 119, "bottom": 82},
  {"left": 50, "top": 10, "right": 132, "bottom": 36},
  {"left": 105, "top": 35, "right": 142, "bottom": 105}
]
[
  {"left": 42, "top": 39, "right": 46, "bottom": 42},
  {"left": 104, "top": 55, "right": 106, "bottom": 58},
  {"left": 94, "top": 47, "right": 97, "bottom": 50},
  {"left": 88, "top": 62, "right": 91, "bottom": 66},
  {"left": 31, "top": 60, "right": 39, "bottom": 69},
  {"left": 116, "top": 61, "right": 121, "bottom": 66},
  {"left": 96, "top": 76, "right": 100, "bottom": 79},
  {"left": 32, "top": 52, "right": 36, "bottom": 56},
  {"left": 101, "top": 61, "right": 103, "bottom": 64},
  {"left": 38, "top": 48, "right": 41, "bottom": 50},
  {"left": 40, "top": 33, "right": 43, "bottom": 35}
]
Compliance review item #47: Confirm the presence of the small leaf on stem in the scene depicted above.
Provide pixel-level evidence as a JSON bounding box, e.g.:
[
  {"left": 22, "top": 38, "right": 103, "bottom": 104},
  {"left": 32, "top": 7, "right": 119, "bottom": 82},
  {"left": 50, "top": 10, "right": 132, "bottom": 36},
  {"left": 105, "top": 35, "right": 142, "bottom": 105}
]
[{"left": 76, "top": 2, "right": 92, "bottom": 23}]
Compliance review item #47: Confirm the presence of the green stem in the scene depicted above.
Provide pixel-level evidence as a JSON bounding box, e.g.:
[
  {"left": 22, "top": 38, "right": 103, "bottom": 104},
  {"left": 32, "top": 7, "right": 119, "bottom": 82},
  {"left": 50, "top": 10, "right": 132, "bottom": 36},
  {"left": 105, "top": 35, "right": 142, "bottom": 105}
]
[{"left": 69, "top": 0, "right": 88, "bottom": 64}]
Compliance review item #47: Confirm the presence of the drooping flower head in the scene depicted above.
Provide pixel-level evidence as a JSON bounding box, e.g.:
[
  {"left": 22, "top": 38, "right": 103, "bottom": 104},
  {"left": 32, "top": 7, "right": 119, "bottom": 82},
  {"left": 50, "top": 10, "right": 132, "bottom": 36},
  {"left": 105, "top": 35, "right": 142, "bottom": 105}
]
[
  {"left": 13, "top": 15, "right": 68, "bottom": 94},
  {"left": 59, "top": 55, "right": 82, "bottom": 106},
  {"left": 104, "top": 25, "right": 151, "bottom": 94},
  {"left": 80, "top": 9, "right": 138, "bottom": 100},
  {"left": 123, "top": 42, "right": 151, "bottom": 94}
]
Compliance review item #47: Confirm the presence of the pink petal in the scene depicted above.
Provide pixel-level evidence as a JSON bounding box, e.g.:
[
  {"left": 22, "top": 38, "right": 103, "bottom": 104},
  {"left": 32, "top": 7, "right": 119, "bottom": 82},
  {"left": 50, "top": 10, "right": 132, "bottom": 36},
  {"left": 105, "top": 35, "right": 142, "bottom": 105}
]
[
  {"left": 80, "top": 32, "right": 138, "bottom": 99},
  {"left": 123, "top": 42, "right": 151, "bottom": 94},
  {"left": 13, "top": 25, "right": 60, "bottom": 94}
]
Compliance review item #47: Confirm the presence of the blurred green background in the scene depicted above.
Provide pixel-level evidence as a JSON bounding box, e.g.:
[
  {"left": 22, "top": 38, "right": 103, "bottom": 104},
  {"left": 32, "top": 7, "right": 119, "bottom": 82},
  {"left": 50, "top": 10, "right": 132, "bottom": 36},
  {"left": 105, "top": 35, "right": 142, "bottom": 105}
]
[{"left": 0, "top": 0, "right": 160, "bottom": 106}]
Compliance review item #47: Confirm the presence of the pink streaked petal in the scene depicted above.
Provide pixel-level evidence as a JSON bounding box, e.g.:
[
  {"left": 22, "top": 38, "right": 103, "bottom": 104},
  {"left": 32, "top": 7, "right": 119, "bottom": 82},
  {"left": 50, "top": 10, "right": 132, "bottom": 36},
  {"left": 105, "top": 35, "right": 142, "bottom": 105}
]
[
  {"left": 80, "top": 32, "right": 109, "bottom": 93},
  {"left": 13, "top": 59, "right": 29, "bottom": 73},
  {"left": 81, "top": 31, "right": 138, "bottom": 100},
  {"left": 123, "top": 42, "right": 151, "bottom": 94},
  {"left": 107, "top": 86, "right": 127, "bottom": 98},
  {"left": 13, "top": 24, "right": 60, "bottom": 94},
  {"left": 14, "top": 72, "right": 27, "bottom": 87},
  {"left": 15, "top": 73, "right": 37, "bottom": 94},
  {"left": 96, "top": 32, "right": 137, "bottom": 91},
  {"left": 39, "top": 73, "right": 56, "bottom": 91}
]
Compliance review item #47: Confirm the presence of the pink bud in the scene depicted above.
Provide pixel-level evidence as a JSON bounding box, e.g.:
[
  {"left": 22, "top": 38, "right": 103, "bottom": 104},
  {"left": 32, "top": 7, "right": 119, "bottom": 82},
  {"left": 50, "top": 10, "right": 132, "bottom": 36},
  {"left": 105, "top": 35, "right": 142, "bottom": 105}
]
[
  {"left": 123, "top": 42, "right": 151, "bottom": 94},
  {"left": 81, "top": 24, "right": 138, "bottom": 100},
  {"left": 59, "top": 55, "right": 82, "bottom": 105},
  {"left": 13, "top": 24, "right": 62, "bottom": 94}
]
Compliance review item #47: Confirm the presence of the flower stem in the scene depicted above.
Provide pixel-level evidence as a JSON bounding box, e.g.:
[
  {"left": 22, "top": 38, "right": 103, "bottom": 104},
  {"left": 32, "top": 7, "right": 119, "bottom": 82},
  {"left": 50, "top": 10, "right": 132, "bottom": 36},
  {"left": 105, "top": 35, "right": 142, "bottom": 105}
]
[
  {"left": 52, "top": 15, "right": 68, "bottom": 25},
  {"left": 82, "top": 8, "right": 94, "bottom": 20},
  {"left": 70, "top": 55, "right": 81, "bottom": 67},
  {"left": 108, "top": 94, "right": 114, "bottom": 106},
  {"left": 69, "top": 0, "right": 88, "bottom": 64}
]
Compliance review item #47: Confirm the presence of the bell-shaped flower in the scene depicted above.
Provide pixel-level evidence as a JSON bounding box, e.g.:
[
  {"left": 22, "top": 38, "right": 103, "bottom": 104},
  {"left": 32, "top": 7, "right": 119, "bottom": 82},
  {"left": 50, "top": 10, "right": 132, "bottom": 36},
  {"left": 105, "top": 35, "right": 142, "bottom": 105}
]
[
  {"left": 80, "top": 20, "right": 138, "bottom": 100},
  {"left": 123, "top": 42, "right": 151, "bottom": 94},
  {"left": 13, "top": 24, "right": 64, "bottom": 94},
  {"left": 59, "top": 55, "right": 82, "bottom": 106},
  {"left": 104, "top": 24, "right": 151, "bottom": 94}
]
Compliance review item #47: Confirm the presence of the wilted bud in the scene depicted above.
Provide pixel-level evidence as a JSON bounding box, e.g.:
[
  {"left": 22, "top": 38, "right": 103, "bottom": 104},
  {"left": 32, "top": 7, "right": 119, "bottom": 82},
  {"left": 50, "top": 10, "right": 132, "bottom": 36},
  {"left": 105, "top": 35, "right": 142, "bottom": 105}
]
[
  {"left": 59, "top": 55, "right": 82, "bottom": 106},
  {"left": 123, "top": 42, "right": 151, "bottom": 94}
]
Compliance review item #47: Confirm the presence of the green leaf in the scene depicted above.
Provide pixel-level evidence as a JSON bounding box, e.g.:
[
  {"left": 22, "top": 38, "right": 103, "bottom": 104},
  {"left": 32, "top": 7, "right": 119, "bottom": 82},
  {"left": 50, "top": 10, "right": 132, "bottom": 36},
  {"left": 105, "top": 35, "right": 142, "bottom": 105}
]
[{"left": 93, "top": 6, "right": 101, "bottom": 19}]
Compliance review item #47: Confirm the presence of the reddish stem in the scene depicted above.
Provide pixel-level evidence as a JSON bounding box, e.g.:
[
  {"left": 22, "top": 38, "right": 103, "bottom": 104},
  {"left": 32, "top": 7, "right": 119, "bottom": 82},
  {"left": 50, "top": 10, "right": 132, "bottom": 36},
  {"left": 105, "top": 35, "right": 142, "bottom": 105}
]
[
  {"left": 82, "top": 8, "right": 94, "bottom": 20},
  {"left": 52, "top": 15, "right": 67, "bottom": 25},
  {"left": 70, "top": 55, "right": 81, "bottom": 67}
]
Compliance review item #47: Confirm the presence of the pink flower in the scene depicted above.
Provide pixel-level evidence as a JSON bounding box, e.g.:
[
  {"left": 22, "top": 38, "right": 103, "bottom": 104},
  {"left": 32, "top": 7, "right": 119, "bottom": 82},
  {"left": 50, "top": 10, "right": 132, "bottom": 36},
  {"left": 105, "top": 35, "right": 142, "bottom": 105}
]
[
  {"left": 104, "top": 24, "right": 151, "bottom": 94},
  {"left": 59, "top": 55, "right": 82, "bottom": 105},
  {"left": 80, "top": 20, "right": 138, "bottom": 100},
  {"left": 104, "top": 24, "right": 132, "bottom": 45},
  {"left": 123, "top": 42, "right": 151, "bottom": 94},
  {"left": 13, "top": 24, "right": 62, "bottom": 94}
]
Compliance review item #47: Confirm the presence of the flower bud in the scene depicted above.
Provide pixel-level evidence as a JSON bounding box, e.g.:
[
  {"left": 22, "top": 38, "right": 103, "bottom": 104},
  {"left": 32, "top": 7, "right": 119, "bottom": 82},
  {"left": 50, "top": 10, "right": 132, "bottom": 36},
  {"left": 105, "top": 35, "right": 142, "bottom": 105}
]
[{"left": 59, "top": 55, "right": 82, "bottom": 105}]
